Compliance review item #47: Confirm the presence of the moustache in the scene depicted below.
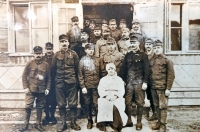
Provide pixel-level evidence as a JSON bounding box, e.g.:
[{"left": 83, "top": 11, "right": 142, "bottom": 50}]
[
  {"left": 36, "top": 56, "right": 41, "bottom": 58},
  {"left": 62, "top": 45, "right": 67, "bottom": 47}
]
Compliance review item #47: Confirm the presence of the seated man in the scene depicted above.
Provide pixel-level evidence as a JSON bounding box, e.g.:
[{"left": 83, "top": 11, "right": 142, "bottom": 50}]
[{"left": 97, "top": 63, "right": 128, "bottom": 132}]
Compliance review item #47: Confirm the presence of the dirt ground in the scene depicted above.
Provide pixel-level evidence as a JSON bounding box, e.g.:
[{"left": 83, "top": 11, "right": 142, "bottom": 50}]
[{"left": 0, "top": 106, "right": 200, "bottom": 132}]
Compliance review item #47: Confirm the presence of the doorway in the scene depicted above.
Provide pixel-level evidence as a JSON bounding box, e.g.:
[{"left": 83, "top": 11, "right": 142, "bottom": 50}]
[{"left": 83, "top": 4, "right": 133, "bottom": 29}]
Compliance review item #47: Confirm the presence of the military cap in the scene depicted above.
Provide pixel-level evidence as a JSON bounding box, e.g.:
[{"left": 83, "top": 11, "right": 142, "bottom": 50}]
[
  {"left": 59, "top": 34, "right": 68, "bottom": 41},
  {"left": 90, "top": 20, "right": 96, "bottom": 24},
  {"left": 84, "top": 16, "right": 90, "bottom": 21},
  {"left": 106, "top": 63, "right": 116, "bottom": 71},
  {"left": 85, "top": 43, "right": 95, "bottom": 50},
  {"left": 132, "top": 19, "right": 140, "bottom": 24},
  {"left": 145, "top": 38, "right": 154, "bottom": 44},
  {"left": 130, "top": 35, "right": 138, "bottom": 42},
  {"left": 102, "top": 19, "right": 108, "bottom": 24},
  {"left": 33, "top": 46, "right": 43, "bottom": 53},
  {"left": 94, "top": 25, "right": 101, "bottom": 30},
  {"left": 107, "top": 37, "right": 115, "bottom": 44},
  {"left": 109, "top": 19, "right": 117, "bottom": 24},
  {"left": 45, "top": 42, "right": 53, "bottom": 49},
  {"left": 103, "top": 27, "right": 110, "bottom": 32},
  {"left": 154, "top": 39, "right": 163, "bottom": 47},
  {"left": 122, "top": 28, "right": 129, "bottom": 32},
  {"left": 81, "top": 31, "right": 88, "bottom": 35},
  {"left": 71, "top": 16, "right": 79, "bottom": 22},
  {"left": 120, "top": 19, "right": 126, "bottom": 23}
]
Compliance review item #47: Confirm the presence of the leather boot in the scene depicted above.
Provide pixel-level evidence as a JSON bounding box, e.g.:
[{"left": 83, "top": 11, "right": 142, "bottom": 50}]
[
  {"left": 96, "top": 122, "right": 106, "bottom": 131},
  {"left": 152, "top": 107, "right": 161, "bottom": 130},
  {"left": 19, "top": 109, "right": 31, "bottom": 132},
  {"left": 159, "top": 109, "right": 167, "bottom": 132},
  {"left": 148, "top": 104, "right": 157, "bottom": 121},
  {"left": 125, "top": 105, "right": 133, "bottom": 127},
  {"left": 71, "top": 118, "right": 81, "bottom": 131},
  {"left": 57, "top": 108, "right": 67, "bottom": 132},
  {"left": 35, "top": 108, "right": 44, "bottom": 132},
  {"left": 85, "top": 104, "right": 93, "bottom": 129},
  {"left": 50, "top": 107, "right": 57, "bottom": 124},
  {"left": 136, "top": 106, "right": 143, "bottom": 130},
  {"left": 42, "top": 111, "right": 50, "bottom": 125}
]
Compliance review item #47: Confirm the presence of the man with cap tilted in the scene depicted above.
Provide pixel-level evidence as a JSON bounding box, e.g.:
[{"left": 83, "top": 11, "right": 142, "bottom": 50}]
[
  {"left": 66, "top": 16, "right": 82, "bottom": 54},
  {"left": 100, "top": 36, "right": 123, "bottom": 77},
  {"left": 78, "top": 43, "right": 101, "bottom": 129},
  {"left": 51, "top": 34, "right": 81, "bottom": 131},
  {"left": 117, "top": 28, "right": 130, "bottom": 55},
  {"left": 150, "top": 40, "right": 175, "bottom": 132},
  {"left": 95, "top": 27, "right": 118, "bottom": 58},
  {"left": 20, "top": 46, "right": 51, "bottom": 132},
  {"left": 109, "top": 19, "right": 121, "bottom": 42},
  {"left": 42, "top": 42, "right": 57, "bottom": 126},
  {"left": 144, "top": 38, "right": 157, "bottom": 121},
  {"left": 97, "top": 63, "right": 128, "bottom": 132},
  {"left": 130, "top": 19, "right": 147, "bottom": 52},
  {"left": 120, "top": 35, "right": 150, "bottom": 131}
]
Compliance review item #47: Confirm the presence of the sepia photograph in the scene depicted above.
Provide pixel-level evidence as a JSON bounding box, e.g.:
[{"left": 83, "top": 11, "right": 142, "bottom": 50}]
[{"left": 0, "top": 0, "right": 200, "bottom": 131}]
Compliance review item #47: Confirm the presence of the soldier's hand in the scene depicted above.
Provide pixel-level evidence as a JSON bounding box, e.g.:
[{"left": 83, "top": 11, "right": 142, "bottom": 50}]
[
  {"left": 142, "top": 82, "right": 147, "bottom": 90},
  {"left": 24, "top": 88, "right": 30, "bottom": 94},
  {"left": 165, "top": 89, "right": 170, "bottom": 96},
  {"left": 45, "top": 89, "right": 49, "bottom": 95},
  {"left": 82, "top": 88, "right": 87, "bottom": 94}
]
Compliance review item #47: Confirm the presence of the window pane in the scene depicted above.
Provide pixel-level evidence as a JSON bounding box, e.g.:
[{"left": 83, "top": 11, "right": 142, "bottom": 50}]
[
  {"left": 59, "top": 24, "right": 67, "bottom": 35},
  {"left": 31, "top": 4, "right": 48, "bottom": 28},
  {"left": 0, "top": 29, "right": 8, "bottom": 52},
  {"left": 171, "top": 5, "right": 181, "bottom": 27},
  {"left": 67, "top": 8, "right": 76, "bottom": 22},
  {"left": 189, "top": 4, "right": 200, "bottom": 50},
  {"left": 16, "top": 29, "right": 29, "bottom": 52},
  {"left": 32, "top": 29, "right": 49, "bottom": 50},
  {"left": 14, "top": 5, "right": 29, "bottom": 29},
  {"left": 171, "top": 28, "right": 181, "bottom": 51},
  {"left": 58, "top": 8, "right": 66, "bottom": 23}
]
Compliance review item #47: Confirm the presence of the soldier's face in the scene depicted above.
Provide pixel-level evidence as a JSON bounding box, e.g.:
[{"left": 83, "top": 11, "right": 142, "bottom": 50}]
[
  {"left": 132, "top": 23, "right": 140, "bottom": 31},
  {"left": 107, "top": 67, "right": 115, "bottom": 76},
  {"left": 107, "top": 43, "right": 116, "bottom": 52},
  {"left": 85, "top": 48, "right": 94, "bottom": 56},
  {"left": 109, "top": 22, "right": 117, "bottom": 31},
  {"left": 81, "top": 33, "right": 89, "bottom": 41},
  {"left": 119, "top": 23, "right": 127, "bottom": 29},
  {"left": 102, "top": 24, "right": 108, "bottom": 30},
  {"left": 102, "top": 30, "right": 110, "bottom": 38},
  {"left": 154, "top": 46, "right": 163, "bottom": 55},
  {"left": 89, "top": 23, "right": 95, "bottom": 30},
  {"left": 145, "top": 42, "right": 153, "bottom": 55},
  {"left": 34, "top": 53, "right": 43, "bottom": 60},
  {"left": 84, "top": 20, "right": 90, "bottom": 27},
  {"left": 60, "top": 39, "right": 69, "bottom": 51},
  {"left": 46, "top": 49, "right": 53, "bottom": 55},
  {"left": 94, "top": 30, "right": 101, "bottom": 36},
  {"left": 72, "top": 20, "right": 79, "bottom": 26},
  {"left": 129, "top": 41, "right": 140, "bottom": 51},
  {"left": 122, "top": 31, "right": 129, "bottom": 38}
]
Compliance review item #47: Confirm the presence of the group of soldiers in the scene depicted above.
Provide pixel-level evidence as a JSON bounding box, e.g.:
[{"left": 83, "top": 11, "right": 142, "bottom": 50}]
[{"left": 20, "top": 15, "right": 175, "bottom": 132}]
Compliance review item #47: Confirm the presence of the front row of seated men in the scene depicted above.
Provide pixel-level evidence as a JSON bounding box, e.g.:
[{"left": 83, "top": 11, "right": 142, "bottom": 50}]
[{"left": 20, "top": 33, "right": 175, "bottom": 132}]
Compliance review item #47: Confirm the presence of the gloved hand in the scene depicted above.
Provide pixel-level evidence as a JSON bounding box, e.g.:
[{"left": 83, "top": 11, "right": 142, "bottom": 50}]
[
  {"left": 24, "top": 88, "right": 30, "bottom": 94},
  {"left": 165, "top": 89, "right": 170, "bottom": 96},
  {"left": 142, "top": 82, "right": 147, "bottom": 90},
  {"left": 82, "top": 87, "right": 87, "bottom": 94},
  {"left": 45, "top": 89, "right": 49, "bottom": 95}
]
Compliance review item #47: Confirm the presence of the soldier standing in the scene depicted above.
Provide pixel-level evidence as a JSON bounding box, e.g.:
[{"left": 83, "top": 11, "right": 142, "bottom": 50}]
[
  {"left": 120, "top": 35, "right": 149, "bottom": 130},
  {"left": 130, "top": 19, "right": 147, "bottom": 52},
  {"left": 117, "top": 28, "right": 130, "bottom": 55},
  {"left": 51, "top": 34, "right": 81, "bottom": 131},
  {"left": 20, "top": 46, "right": 51, "bottom": 132},
  {"left": 109, "top": 19, "right": 121, "bottom": 42},
  {"left": 42, "top": 42, "right": 57, "bottom": 125},
  {"left": 78, "top": 43, "right": 100, "bottom": 129},
  {"left": 150, "top": 40, "right": 175, "bottom": 132}
]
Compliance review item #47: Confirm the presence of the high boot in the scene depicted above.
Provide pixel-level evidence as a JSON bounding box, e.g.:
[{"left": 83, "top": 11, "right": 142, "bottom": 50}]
[
  {"left": 57, "top": 108, "right": 67, "bottom": 132},
  {"left": 50, "top": 107, "right": 57, "bottom": 124},
  {"left": 152, "top": 107, "right": 161, "bottom": 130},
  {"left": 136, "top": 106, "right": 143, "bottom": 130},
  {"left": 85, "top": 104, "right": 93, "bottom": 129},
  {"left": 35, "top": 108, "right": 44, "bottom": 132},
  {"left": 148, "top": 104, "right": 157, "bottom": 121},
  {"left": 19, "top": 109, "right": 31, "bottom": 132},
  {"left": 70, "top": 108, "right": 81, "bottom": 131},
  {"left": 159, "top": 109, "right": 167, "bottom": 132},
  {"left": 42, "top": 109, "right": 50, "bottom": 125},
  {"left": 125, "top": 105, "right": 133, "bottom": 127}
]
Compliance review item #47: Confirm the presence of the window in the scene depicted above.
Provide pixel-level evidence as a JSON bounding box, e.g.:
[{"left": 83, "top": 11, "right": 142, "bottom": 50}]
[{"left": 8, "top": 2, "right": 51, "bottom": 54}]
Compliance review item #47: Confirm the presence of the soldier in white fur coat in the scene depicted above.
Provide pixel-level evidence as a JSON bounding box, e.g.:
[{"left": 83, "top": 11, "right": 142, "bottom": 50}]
[{"left": 97, "top": 63, "right": 128, "bottom": 132}]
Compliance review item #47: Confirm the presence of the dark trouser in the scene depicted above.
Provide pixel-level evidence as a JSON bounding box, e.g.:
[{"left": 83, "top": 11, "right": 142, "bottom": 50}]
[
  {"left": 112, "top": 105, "right": 123, "bottom": 130},
  {"left": 146, "top": 84, "right": 155, "bottom": 113},
  {"left": 151, "top": 89, "right": 168, "bottom": 125},
  {"left": 44, "top": 87, "right": 57, "bottom": 117}
]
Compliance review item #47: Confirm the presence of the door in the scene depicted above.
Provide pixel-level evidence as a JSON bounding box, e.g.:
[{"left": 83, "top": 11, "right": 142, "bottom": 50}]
[{"left": 52, "top": 3, "right": 83, "bottom": 51}]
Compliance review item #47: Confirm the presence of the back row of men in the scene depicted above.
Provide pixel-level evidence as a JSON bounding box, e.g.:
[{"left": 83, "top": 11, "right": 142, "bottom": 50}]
[{"left": 20, "top": 16, "right": 175, "bottom": 132}]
